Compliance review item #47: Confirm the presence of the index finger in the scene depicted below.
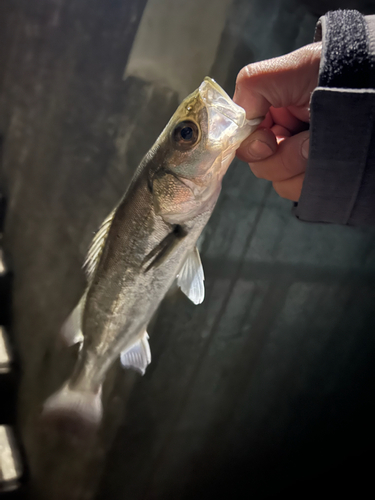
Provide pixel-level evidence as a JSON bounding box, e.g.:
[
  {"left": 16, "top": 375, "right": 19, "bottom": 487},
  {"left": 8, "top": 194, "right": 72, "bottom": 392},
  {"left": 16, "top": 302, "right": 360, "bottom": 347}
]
[{"left": 233, "top": 42, "right": 322, "bottom": 120}]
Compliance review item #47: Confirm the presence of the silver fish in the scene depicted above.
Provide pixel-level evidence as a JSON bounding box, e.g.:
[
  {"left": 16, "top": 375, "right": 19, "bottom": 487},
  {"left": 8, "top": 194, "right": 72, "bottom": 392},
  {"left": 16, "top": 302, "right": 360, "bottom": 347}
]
[{"left": 43, "top": 77, "right": 261, "bottom": 428}]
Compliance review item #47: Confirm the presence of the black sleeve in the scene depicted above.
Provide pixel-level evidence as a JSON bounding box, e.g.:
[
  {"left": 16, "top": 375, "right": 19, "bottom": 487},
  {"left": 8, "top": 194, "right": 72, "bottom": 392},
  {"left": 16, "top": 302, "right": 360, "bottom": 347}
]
[{"left": 294, "top": 10, "right": 375, "bottom": 226}]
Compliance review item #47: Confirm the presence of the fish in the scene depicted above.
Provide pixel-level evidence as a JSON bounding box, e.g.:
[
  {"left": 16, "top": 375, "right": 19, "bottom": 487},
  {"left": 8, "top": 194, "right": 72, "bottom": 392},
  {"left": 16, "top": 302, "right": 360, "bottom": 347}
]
[{"left": 42, "top": 77, "right": 262, "bottom": 430}]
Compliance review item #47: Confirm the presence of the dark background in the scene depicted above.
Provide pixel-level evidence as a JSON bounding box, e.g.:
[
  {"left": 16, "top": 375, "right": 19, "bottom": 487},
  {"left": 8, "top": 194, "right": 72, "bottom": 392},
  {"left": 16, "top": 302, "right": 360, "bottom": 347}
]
[{"left": 0, "top": 0, "right": 375, "bottom": 499}]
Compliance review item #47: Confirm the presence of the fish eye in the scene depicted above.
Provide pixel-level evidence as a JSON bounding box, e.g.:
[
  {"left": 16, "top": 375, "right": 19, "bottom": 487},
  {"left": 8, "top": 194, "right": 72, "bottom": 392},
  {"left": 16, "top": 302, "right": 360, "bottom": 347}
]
[{"left": 173, "top": 121, "right": 200, "bottom": 149}]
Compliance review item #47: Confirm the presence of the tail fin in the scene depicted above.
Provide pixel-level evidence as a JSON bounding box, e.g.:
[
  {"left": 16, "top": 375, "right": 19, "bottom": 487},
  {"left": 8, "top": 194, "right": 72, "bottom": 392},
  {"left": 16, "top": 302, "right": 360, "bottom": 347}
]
[{"left": 42, "top": 383, "right": 102, "bottom": 438}]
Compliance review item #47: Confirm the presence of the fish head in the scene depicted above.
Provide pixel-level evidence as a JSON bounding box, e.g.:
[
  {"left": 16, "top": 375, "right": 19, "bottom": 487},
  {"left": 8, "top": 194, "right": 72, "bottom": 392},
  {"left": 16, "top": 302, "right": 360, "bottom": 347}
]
[{"left": 158, "top": 77, "right": 261, "bottom": 185}]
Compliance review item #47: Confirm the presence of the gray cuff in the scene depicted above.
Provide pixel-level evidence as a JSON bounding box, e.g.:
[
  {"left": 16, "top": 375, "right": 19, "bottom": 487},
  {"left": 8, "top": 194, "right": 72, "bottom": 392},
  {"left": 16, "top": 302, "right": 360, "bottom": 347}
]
[
  {"left": 294, "top": 12, "right": 375, "bottom": 226},
  {"left": 295, "top": 87, "right": 375, "bottom": 225}
]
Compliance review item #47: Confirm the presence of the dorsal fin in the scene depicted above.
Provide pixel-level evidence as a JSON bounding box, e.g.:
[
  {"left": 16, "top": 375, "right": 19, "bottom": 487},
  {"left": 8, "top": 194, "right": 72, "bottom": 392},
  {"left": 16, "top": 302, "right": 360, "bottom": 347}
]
[{"left": 83, "top": 208, "right": 116, "bottom": 281}]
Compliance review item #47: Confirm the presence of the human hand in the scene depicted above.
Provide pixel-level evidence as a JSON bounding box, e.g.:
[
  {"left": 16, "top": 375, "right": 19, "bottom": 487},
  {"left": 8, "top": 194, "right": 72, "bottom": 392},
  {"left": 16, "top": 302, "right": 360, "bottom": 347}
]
[{"left": 233, "top": 43, "right": 322, "bottom": 201}]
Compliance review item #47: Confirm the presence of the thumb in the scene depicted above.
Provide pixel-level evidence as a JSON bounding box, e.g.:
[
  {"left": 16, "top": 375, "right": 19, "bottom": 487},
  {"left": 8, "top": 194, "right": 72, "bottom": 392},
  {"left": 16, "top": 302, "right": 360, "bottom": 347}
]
[
  {"left": 245, "top": 130, "right": 310, "bottom": 182},
  {"left": 233, "top": 43, "right": 321, "bottom": 120}
]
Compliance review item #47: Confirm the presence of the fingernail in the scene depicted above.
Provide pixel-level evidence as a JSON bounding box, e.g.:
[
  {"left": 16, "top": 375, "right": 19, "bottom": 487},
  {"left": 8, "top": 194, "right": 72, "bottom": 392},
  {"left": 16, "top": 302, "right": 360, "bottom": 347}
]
[
  {"left": 233, "top": 84, "right": 240, "bottom": 103},
  {"left": 301, "top": 138, "right": 310, "bottom": 159},
  {"left": 247, "top": 140, "right": 273, "bottom": 160}
]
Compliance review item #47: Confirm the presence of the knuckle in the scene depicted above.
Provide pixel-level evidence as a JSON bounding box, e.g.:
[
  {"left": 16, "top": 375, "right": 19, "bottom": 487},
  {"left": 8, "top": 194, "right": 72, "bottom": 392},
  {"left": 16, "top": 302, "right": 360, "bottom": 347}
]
[
  {"left": 236, "top": 63, "right": 262, "bottom": 87},
  {"left": 236, "top": 66, "right": 248, "bottom": 85},
  {"left": 235, "top": 67, "right": 250, "bottom": 92}
]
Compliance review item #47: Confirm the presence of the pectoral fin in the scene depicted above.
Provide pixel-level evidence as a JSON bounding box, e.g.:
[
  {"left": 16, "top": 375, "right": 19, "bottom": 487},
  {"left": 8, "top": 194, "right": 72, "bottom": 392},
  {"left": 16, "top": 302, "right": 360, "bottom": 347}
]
[
  {"left": 143, "top": 225, "right": 186, "bottom": 271},
  {"left": 177, "top": 247, "right": 205, "bottom": 305},
  {"left": 120, "top": 332, "right": 151, "bottom": 375}
]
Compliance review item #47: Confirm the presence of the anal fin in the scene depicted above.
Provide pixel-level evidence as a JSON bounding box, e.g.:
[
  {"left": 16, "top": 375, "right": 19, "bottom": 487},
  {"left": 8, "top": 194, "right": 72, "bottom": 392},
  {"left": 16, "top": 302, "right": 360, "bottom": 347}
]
[
  {"left": 120, "top": 332, "right": 151, "bottom": 375},
  {"left": 60, "top": 296, "right": 85, "bottom": 346}
]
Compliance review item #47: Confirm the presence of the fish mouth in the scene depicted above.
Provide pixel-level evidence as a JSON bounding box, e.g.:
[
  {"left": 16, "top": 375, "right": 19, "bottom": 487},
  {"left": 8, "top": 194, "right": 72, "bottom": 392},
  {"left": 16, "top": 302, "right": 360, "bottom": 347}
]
[{"left": 198, "top": 77, "right": 248, "bottom": 128}]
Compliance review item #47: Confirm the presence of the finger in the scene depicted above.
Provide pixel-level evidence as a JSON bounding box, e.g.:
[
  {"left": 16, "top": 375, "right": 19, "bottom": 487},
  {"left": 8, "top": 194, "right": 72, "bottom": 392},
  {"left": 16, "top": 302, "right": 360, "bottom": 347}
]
[
  {"left": 237, "top": 128, "right": 277, "bottom": 162},
  {"left": 233, "top": 42, "right": 321, "bottom": 119},
  {"left": 260, "top": 112, "right": 274, "bottom": 128},
  {"left": 271, "top": 124, "right": 292, "bottom": 139},
  {"left": 248, "top": 130, "right": 310, "bottom": 182},
  {"left": 273, "top": 173, "right": 305, "bottom": 202},
  {"left": 269, "top": 107, "right": 309, "bottom": 133}
]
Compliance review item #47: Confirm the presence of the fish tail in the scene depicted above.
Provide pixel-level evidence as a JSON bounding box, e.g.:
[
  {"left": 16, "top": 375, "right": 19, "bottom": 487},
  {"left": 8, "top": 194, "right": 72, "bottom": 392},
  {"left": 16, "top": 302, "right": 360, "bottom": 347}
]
[{"left": 41, "top": 382, "right": 103, "bottom": 438}]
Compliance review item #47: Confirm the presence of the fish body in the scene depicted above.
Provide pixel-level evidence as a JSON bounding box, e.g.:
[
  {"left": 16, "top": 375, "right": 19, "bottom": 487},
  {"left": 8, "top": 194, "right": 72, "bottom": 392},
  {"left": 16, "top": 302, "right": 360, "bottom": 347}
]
[{"left": 43, "top": 77, "right": 261, "bottom": 428}]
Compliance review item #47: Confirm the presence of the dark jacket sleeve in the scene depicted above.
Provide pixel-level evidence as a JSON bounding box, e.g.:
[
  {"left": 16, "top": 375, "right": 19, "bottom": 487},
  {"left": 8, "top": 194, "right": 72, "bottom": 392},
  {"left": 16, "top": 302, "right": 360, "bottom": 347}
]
[{"left": 294, "top": 10, "right": 375, "bottom": 226}]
